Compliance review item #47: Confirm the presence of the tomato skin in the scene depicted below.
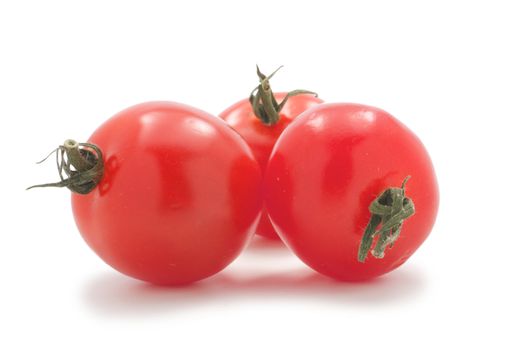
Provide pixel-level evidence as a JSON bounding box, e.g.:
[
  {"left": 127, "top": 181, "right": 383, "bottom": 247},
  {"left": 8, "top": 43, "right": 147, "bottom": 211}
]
[
  {"left": 72, "top": 102, "right": 262, "bottom": 285},
  {"left": 220, "top": 93, "right": 323, "bottom": 239},
  {"left": 264, "top": 103, "right": 439, "bottom": 280}
]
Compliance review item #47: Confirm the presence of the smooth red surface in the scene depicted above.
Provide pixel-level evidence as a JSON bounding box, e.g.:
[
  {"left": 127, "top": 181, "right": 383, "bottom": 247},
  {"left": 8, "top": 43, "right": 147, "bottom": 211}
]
[
  {"left": 72, "top": 102, "right": 263, "bottom": 285},
  {"left": 220, "top": 93, "right": 323, "bottom": 239},
  {"left": 265, "top": 103, "right": 439, "bottom": 280}
]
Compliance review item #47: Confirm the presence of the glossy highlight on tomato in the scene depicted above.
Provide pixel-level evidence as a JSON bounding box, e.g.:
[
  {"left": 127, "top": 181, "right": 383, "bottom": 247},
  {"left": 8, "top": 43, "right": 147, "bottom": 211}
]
[
  {"left": 72, "top": 102, "right": 263, "bottom": 285},
  {"left": 220, "top": 93, "right": 323, "bottom": 239},
  {"left": 264, "top": 103, "right": 439, "bottom": 280}
]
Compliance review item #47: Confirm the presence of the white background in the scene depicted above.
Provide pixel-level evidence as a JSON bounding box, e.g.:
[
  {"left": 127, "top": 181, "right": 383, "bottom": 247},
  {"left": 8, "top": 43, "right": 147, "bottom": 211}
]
[{"left": 1, "top": 1, "right": 523, "bottom": 349}]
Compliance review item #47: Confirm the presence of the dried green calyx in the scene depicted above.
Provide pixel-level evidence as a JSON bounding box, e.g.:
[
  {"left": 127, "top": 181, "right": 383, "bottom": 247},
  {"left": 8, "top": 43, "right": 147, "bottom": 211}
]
[
  {"left": 27, "top": 139, "right": 104, "bottom": 195},
  {"left": 358, "top": 177, "right": 415, "bottom": 262},
  {"left": 249, "top": 65, "right": 317, "bottom": 125}
]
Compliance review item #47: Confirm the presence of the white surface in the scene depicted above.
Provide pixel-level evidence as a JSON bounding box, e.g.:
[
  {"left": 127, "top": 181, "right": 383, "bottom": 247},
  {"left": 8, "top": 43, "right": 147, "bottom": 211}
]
[{"left": 1, "top": 1, "right": 523, "bottom": 349}]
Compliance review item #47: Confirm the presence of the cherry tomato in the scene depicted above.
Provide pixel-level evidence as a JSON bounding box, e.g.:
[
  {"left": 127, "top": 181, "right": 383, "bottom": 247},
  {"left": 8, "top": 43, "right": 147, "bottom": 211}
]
[
  {"left": 265, "top": 103, "right": 439, "bottom": 280},
  {"left": 70, "top": 102, "right": 262, "bottom": 285},
  {"left": 220, "top": 67, "right": 323, "bottom": 239}
]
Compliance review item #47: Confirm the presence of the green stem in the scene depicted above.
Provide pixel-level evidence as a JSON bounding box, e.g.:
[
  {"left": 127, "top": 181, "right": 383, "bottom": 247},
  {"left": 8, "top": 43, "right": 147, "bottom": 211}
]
[
  {"left": 63, "top": 139, "right": 93, "bottom": 172},
  {"left": 249, "top": 65, "right": 317, "bottom": 126}
]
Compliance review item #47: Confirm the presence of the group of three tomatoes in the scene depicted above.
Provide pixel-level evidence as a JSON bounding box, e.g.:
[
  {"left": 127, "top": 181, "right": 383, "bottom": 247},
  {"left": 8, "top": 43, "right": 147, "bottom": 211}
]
[{"left": 35, "top": 68, "right": 439, "bottom": 285}]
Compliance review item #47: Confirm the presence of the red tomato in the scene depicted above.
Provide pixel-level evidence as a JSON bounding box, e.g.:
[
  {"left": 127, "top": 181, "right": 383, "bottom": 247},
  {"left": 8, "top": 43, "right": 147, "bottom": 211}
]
[
  {"left": 220, "top": 68, "right": 323, "bottom": 239},
  {"left": 265, "top": 103, "right": 439, "bottom": 280},
  {"left": 69, "top": 102, "right": 262, "bottom": 285}
]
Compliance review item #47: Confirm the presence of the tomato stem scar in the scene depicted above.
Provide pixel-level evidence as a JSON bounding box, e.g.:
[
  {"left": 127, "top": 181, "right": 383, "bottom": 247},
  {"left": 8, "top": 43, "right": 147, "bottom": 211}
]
[
  {"left": 249, "top": 65, "right": 317, "bottom": 126},
  {"left": 358, "top": 176, "right": 415, "bottom": 262},
  {"left": 27, "top": 139, "right": 104, "bottom": 194}
]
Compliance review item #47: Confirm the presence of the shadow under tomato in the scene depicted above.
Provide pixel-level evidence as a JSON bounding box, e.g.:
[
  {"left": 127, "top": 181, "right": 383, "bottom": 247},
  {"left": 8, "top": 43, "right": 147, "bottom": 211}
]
[
  {"left": 82, "top": 251, "right": 427, "bottom": 318},
  {"left": 246, "top": 235, "right": 287, "bottom": 250}
]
